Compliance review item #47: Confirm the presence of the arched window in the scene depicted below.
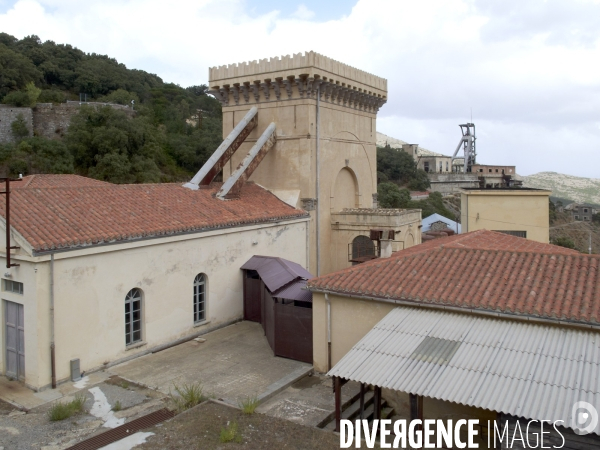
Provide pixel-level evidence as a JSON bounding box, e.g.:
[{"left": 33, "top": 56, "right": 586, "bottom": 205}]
[
  {"left": 446, "top": 161, "right": 449, "bottom": 171},
  {"left": 125, "top": 288, "right": 142, "bottom": 346},
  {"left": 352, "top": 235, "right": 375, "bottom": 261},
  {"left": 194, "top": 274, "right": 206, "bottom": 323}
]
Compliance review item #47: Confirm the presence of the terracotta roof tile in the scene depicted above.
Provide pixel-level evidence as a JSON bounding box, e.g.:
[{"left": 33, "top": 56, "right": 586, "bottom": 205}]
[
  {"left": 1, "top": 177, "right": 308, "bottom": 252},
  {"left": 307, "top": 230, "right": 599, "bottom": 325},
  {"left": 14, "top": 174, "right": 111, "bottom": 189}
]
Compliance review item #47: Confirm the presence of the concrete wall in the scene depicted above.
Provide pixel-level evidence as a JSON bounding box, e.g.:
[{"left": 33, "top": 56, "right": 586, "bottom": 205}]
[
  {"left": 428, "top": 173, "right": 480, "bottom": 194},
  {"left": 312, "top": 292, "right": 396, "bottom": 373},
  {"left": 461, "top": 189, "right": 551, "bottom": 243},
  {"left": 0, "top": 105, "right": 33, "bottom": 143},
  {"left": 33, "top": 102, "right": 134, "bottom": 140},
  {"left": 0, "top": 218, "right": 308, "bottom": 390},
  {"left": 0, "top": 102, "right": 135, "bottom": 143}
]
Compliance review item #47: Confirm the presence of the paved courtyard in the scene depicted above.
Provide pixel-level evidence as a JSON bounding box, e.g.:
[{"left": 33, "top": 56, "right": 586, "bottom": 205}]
[{"left": 108, "top": 321, "right": 311, "bottom": 404}]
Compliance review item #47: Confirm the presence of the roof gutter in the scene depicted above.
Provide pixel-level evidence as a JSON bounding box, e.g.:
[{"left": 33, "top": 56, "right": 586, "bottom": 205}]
[
  {"left": 308, "top": 287, "right": 600, "bottom": 332},
  {"left": 31, "top": 214, "right": 310, "bottom": 257}
]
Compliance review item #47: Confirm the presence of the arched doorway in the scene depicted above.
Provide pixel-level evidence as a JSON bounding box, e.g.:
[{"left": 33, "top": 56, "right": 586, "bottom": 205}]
[{"left": 332, "top": 167, "right": 358, "bottom": 211}]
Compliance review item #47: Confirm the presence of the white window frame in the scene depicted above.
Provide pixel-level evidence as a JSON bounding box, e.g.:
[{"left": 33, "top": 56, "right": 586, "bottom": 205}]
[
  {"left": 125, "top": 288, "right": 142, "bottom": 346},
  {"left": 3, "top": 279, "right": 23, "bottom": 295},
  {"left": 193, "top": 274, "right": 206, "bottom": 323}
]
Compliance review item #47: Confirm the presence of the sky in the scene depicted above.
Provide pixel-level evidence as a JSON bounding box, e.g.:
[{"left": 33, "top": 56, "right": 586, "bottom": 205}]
[{"left": 1, "top": 0, "right": 599, "bottom": 178}]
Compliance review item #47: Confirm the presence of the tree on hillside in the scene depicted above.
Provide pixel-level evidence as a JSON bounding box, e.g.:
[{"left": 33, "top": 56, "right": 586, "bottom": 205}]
[
  {"left": 0, "top": 43, "right": 42, "bottom": 99},
  {"left": 377, "top": 145, "right": 431, "bottom": 190},
  {"left": 65, "top": 105, "right": 163, "bottom": 183},
  {"left": 378, "top": 182, "right": 411, "bottom": 208},
  {"left": 0, "top": 137, "right": 73, "bottom": 177}
]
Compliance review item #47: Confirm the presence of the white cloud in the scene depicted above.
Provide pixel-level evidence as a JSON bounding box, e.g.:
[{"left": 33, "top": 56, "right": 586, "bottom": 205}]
[
  {"left": 291, "top": 4, "right": 315, "bottom": 20},
  {"left": 1, "top": 0, "right": 599, "bottom": 177}
]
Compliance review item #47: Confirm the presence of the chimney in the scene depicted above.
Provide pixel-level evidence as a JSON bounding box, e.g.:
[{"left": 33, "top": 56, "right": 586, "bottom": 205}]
[{"left": 380, "top": 239, "right": 393, "bottom": 258}]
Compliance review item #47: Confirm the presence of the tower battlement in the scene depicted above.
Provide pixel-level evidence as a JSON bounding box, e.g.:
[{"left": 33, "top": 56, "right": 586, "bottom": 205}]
[{"left": 209, "top": 51, "right": 387, "bottom": 110}]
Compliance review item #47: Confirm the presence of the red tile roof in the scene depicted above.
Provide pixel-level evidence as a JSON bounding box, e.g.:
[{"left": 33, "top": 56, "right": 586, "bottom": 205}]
[
  {"left": 14, "top": 174, "right": 111, "bottom": 189},
  {"left": 1, "top": 178, "right": 308, "bottom": 252},
  {"left": 307, "top": 230, "right": 600, "bottom": 325}
]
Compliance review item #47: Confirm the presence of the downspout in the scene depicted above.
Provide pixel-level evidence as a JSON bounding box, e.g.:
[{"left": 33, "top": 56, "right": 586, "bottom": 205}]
[
  {"left": 50, "top": 253, "right": 56, "bottom": 389},
  {"left": 316, "top": 83, "right": 321, "bottom": 276},
  {"left": 326, "top": 293, "right": 331, "bottom": 371}
]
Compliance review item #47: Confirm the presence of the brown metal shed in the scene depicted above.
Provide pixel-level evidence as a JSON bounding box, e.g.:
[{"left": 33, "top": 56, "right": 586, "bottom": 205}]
[{"left": 241, "top": 256, "right": 313, "bottom": 363}]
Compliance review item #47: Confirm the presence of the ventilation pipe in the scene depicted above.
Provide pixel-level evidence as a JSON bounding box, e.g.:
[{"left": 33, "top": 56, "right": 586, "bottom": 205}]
[
  {"left": 50, "top": 253, "right": 56, "bottom": 389},
  {"left": 326, "top": 293, "right": 331, "bottom": 371}
]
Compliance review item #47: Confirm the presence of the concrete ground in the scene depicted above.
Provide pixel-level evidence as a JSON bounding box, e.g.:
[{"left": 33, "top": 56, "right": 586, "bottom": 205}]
[
  {"left": 257, "top": 373, "right": 359, "bottom": 427},
  {"left": 108, "top": 321, "right": 311, "bottom": 405},
  {"left": 0, "top": 371, "right": 109, "bottom": 411}
]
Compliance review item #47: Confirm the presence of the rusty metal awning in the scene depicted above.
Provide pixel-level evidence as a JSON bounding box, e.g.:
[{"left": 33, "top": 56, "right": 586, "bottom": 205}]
[{"left": 241, "top": 255, "right": 312, "bottom": 293}]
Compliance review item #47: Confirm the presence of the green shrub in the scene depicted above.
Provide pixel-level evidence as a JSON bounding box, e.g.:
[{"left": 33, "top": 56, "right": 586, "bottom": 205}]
[
  {"left": 47, "top": 394, "right": 86, "bottom": 421},
  {"left": 169, "top": 382, "right": 205, "bottom": 413},
  {"left": 220, "top": 421, "right": 242, "bottom": 443},
  {"left": 2, "top": 90, "right": 30, "bottom": 107},
  {"left": 238, "top": 395, "right": 259, "bottom": 415},
  {"left": 552, "top": 236, "right": 576, "bottom": 249},
  {"left": 38, "top": 89, "right": 66, "bottom": 104}
]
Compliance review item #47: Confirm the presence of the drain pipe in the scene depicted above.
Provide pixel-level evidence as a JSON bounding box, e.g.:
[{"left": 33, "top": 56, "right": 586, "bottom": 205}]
[
  {"left": 326, "top": 293, "right": 331, "bottom": 371},
  {"left": 316, "top": 82, "right": 321, "bottom": 276},
  {"left": 50, "top": 253, "right": 56, "bottom": 389}
]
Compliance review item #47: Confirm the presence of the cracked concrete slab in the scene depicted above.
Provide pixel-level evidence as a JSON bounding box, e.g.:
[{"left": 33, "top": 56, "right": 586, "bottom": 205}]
[
  {"left": 257, "top": 373, "right": 358, "bottom": 427},
  {"left": 108, "top": 321, "right": 311, "bottom": 404}
]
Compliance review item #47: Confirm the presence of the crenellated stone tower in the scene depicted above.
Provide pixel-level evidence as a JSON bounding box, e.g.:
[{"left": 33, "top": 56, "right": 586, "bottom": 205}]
[{"left": 193, "top": 51, "right": 421, "bottom": 275}]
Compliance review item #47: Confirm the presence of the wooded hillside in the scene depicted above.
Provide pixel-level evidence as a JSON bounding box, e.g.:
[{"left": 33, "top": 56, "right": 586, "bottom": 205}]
[{"left": 0, "top": 33, "right": 222, "bottom": 182}]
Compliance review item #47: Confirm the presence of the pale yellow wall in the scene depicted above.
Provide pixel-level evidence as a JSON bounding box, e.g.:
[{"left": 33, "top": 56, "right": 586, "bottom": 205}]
[
  {"left": 1, "top": 219, "right": 308, "bottom": 390},
  {"left": 211, "top": 52, "right": 386, "bottom": 277},
  {"left": 329, "top": 210, "right": 422, "bottom": 273},
  {"left": 312, "top": 292, "right": 395, "bottom": 373},
  {"left": 222, "top": 100, "right": 378, "bottom": 276},
  {"left": 461, "top": 189, "right": 551, "bottom": 243}
]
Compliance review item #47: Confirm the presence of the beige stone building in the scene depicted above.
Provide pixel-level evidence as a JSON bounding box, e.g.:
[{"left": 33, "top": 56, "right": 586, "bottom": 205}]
[
  {"left": 0, "top": 175, "right": 308, "bottom": 390},
  {"left": 206, "top": 52, "right": 421, "bottom": 275},
  {"left": 460, "top": 187, "right": 551, "bottom": 242}
]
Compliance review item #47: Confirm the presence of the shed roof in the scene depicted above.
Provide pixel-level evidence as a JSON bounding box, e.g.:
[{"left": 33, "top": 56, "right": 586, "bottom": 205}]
[
  {"left": 273, "top": 279, "right": 312, "bottom": 303},
  {"left": 0, "top": 178, "right": 308, "bottom": 253},
  {"left": 329, "top": 306, "right": 600, "bottom": 434},
  {"left": 241, "top": 255, "right": 312, "bottom": 293}
]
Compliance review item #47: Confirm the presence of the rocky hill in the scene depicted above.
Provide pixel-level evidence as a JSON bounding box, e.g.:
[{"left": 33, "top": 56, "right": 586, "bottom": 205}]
[
  {"left": 376, "top": 132, "right": 448, "bottom": 157},
  {"left": 522, "top": 172, "right": 600, "bottom": 205}
]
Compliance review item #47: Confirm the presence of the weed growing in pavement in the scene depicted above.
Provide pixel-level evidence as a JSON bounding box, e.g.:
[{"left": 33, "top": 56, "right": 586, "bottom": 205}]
[
  {"left": 220, "top": 421, "right": 242, "bottom": 443},
  {"left": 239, "top": 395, "right": 259, "bottom": 414},
  {"left": 47, "top": 394, "right": 86, "bottom": 421},
  {"left": 120, "top": 381, "right": 130, "bottom": 389},
  {"left": 169, "top": 382, "right": 206, "bottom": 413},
  {"left": 112, "top": 400, "right": 122, "bottom": 412}
]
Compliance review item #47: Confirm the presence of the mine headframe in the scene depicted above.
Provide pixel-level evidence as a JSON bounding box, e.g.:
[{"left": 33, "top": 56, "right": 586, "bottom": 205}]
[{"left": 451, "top": 123, "right": 477, "bottom": 173}]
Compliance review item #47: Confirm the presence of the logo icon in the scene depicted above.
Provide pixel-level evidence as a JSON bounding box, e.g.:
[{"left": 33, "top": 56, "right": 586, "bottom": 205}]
[{"left": 572, "top": 401, "right": 598, "bottom": 435}]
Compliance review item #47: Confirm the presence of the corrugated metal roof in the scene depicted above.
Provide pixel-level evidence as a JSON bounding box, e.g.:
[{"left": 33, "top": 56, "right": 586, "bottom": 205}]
[
  {"left": 328, "top": 307, "right": 600, "bottom": 434},
  {"left": 273, "top": 280, "right": 312, "bottom": 302},
  {"left": 422, "top": 213, "right": 461, "bottom": 233},
  {"left": 241, "top": 256, "right": 312, "bottom": 293}
]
